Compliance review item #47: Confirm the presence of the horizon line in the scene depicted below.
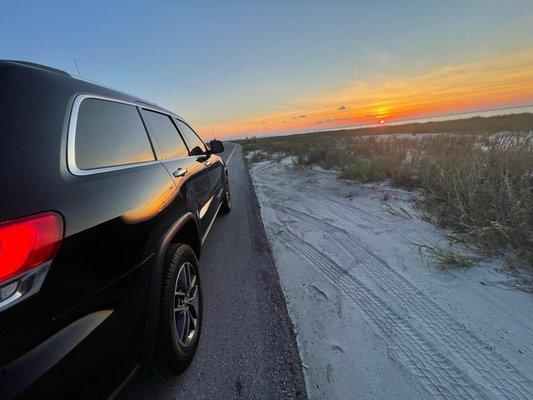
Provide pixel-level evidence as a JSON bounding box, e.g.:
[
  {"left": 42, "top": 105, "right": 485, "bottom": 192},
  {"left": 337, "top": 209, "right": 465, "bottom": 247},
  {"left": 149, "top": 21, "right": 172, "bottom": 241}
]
[{"left": 223, "top": 103, "right": 533, "bottom": 140}]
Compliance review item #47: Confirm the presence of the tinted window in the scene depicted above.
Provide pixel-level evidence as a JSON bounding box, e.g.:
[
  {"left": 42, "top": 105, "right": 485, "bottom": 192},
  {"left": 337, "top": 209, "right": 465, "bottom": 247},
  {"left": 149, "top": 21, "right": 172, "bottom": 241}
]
[
  {"left": 176, "top": 120, "right": 207, "bottom": 156},
  {"left": 141, "top": 110, "right": 189, "bottom": 160},
  {"left": 75, "top": 99, "right": 154, "bottom": 170}
]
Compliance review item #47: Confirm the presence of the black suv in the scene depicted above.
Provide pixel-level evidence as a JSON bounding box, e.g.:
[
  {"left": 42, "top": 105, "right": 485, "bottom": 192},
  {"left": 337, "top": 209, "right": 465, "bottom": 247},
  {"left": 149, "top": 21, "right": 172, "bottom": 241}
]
[{"left": 0, "top": 61, "right": 231, "bottom": 399}]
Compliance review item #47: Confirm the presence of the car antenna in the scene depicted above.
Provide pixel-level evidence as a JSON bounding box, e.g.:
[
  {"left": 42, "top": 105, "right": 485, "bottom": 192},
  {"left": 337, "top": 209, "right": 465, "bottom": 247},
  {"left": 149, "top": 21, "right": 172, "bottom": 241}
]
[
  {"left": 211, "top": 125, "right": 215, "bottom": 140},
  {"left": 73, "top": 58, "right": 82, "bottom": 78}
]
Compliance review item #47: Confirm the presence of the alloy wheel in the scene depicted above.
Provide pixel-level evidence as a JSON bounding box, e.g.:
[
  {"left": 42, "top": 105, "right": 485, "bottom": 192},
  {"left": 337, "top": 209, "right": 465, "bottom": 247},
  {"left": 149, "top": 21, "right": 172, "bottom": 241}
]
[{"left": 173, "top": 262, "right": 200, "bottom": 348}]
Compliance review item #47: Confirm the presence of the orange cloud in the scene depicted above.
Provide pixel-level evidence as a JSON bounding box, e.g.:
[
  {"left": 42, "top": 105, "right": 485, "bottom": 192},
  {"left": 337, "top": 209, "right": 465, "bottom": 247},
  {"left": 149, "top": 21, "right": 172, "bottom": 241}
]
[{"left": 197, "top": 50, "right": 533, "bottom": 138}]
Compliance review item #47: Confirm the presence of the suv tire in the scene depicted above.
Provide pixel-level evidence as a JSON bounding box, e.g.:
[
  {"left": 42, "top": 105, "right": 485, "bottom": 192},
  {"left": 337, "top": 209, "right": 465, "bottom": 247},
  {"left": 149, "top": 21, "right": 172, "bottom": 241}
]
[
  {"left": 220, "top": 181, "right": 232, "bottom": 214},
  {"left": 150, "top": 243, "right": 202, "bottom": 378}
]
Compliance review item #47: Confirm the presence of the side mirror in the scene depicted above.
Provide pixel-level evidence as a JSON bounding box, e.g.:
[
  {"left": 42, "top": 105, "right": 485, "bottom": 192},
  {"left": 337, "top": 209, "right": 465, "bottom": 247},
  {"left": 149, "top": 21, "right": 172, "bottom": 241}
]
[
  {"left": 209, "top": 139, "right": 225, "bottom": 154},
  {"left": 190, "top": 146, "right": 205, "bottom": 156}
]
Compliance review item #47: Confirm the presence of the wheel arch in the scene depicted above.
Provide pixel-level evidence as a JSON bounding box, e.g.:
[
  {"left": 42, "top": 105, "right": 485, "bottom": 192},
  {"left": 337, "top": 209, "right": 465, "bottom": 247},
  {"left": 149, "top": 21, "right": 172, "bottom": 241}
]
[
  {"left": 169, "top": 218, "right": 201, "bottom": 260},
  {"left": 139, "top": 212, "right": 201, "bottom": 369}
]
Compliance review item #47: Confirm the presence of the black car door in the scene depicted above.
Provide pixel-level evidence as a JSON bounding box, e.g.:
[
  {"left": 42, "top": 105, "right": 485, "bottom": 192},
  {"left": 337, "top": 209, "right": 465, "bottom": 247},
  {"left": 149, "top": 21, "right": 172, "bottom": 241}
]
[
  {"left": 140, "top": 108, "right": 211, "bottom": 232},
  {"left": 175, "top": 119, "right": 223, "bottom": 232}
]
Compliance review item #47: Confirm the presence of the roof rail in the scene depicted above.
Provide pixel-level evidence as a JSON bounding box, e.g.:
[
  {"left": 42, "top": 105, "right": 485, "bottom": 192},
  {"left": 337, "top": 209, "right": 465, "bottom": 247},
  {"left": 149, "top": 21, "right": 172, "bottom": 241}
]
[{"left": 3, "top": 60, "right": 71, "bottom": 77}]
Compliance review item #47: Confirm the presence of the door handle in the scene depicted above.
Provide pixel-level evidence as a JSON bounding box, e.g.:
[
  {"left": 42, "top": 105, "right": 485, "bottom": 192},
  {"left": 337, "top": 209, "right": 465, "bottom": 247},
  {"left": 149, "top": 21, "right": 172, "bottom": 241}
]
[
  {"left": 204, "top": 161, "right": 211, "bottom": 167},
  {"left": 172, "top": 168, "right": 187, "bottom": 177}
]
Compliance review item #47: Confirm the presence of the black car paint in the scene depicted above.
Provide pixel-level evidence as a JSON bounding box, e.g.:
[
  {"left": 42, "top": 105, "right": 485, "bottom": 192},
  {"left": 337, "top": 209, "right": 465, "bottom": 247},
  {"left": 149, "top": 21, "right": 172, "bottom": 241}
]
[{"left": 0, "top": 61, "right": 227, "bottom": 399}]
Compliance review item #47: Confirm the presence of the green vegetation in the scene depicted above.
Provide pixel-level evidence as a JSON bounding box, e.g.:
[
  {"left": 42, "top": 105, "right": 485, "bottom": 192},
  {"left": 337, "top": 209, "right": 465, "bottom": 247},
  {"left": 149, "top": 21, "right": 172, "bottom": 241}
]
[
  {"left": 412, "top": 242, "right": 478, "bottom": 269},
  {"left": 238, "top": 113, "right": 533, "bottom": 265}
]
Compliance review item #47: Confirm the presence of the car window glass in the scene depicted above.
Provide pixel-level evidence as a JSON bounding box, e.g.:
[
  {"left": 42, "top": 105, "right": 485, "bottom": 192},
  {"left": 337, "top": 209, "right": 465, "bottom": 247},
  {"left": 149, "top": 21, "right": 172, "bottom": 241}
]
[
  {"left": 141, "top": 110, "right": 189, "bottom": 160},
  {"left": 176, "top": 120, "right": 207, "bottom": 156},
  {"left": 75, "top": 98, "right": 154, "bottom": 170}
]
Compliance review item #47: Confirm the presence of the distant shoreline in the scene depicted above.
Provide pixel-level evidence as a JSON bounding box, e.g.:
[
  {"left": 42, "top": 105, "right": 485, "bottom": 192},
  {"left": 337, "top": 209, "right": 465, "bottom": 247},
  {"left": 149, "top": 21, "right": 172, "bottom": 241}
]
[
  {"left": 228, "top": 105, "right": 533, "bottom": 140},
  {"left": 232, "top": 111, "right": 533, "bottom": 141}
]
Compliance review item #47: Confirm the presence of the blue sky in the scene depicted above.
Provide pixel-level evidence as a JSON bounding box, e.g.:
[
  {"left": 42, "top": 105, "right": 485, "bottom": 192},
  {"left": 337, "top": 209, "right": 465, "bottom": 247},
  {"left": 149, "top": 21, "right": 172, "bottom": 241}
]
[{"left": 1, "top": 0, "right": 532, "bottom": 137}]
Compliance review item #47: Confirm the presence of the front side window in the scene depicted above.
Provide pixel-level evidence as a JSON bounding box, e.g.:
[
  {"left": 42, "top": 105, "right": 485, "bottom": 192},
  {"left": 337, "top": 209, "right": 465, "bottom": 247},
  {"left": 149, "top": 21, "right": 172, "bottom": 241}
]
[
  {"left": 75, "top": 98, "right": 154, "bottom": 170},
  {"left": 141, "top": 110, "right": 189, "bottom": 160},
  {"left": 176, "top": 120, "right": 207, "bottom": 156}
]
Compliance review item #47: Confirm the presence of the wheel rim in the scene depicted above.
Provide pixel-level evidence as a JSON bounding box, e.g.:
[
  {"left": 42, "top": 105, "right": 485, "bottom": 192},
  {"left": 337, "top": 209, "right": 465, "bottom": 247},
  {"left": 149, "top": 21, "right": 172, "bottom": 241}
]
[{"left": 173, "top": 261, "right": 200, "bottom": 348}]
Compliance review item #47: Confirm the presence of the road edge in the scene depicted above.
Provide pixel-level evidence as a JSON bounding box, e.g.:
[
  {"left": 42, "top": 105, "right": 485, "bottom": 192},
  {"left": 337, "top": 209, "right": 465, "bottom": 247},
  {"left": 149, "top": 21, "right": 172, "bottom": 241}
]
[{"left": 239, "top": 145, "right": 309, "bottom": 399}]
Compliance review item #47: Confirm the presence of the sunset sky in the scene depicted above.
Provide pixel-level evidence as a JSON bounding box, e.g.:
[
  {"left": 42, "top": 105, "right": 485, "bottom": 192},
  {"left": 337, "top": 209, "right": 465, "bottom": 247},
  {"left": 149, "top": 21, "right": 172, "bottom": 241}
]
[{"left": 1, "top": 0, "right": 532, "bottom": 139}]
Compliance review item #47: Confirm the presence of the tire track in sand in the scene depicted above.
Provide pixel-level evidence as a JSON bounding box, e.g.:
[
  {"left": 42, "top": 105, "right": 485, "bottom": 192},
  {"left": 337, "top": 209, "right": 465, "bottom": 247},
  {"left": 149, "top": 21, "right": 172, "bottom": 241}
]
[
  {"left": 253, "top": 170, "right": 419, "bottom": 243},
  {"left": 265, "top": 203, "right": 532, "bottom": 400},
  {"left": 269, "top": 221, "right": 489, "bottom": 400}
]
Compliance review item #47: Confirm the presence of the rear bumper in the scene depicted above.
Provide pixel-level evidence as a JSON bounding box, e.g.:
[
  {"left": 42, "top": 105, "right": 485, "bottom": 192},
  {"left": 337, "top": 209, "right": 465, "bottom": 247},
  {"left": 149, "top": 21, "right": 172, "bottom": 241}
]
[
  {"left": 0, "top": 310, "right": 112, "bottom": 399},
  {"left": 0, "top": 254, "right": 153, "bottom": 400}
]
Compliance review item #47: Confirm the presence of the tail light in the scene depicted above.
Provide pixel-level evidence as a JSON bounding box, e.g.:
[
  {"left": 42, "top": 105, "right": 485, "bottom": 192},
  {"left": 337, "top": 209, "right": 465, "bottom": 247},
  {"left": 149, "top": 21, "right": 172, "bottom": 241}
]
[{"left": 0, "top": 212, "right": 63, "bottom": 310}]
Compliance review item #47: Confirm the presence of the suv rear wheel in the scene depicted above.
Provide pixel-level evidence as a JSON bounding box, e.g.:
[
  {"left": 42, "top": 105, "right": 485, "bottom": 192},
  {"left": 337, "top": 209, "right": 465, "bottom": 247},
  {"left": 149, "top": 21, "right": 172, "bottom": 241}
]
[
  {"left": 220, "top": 180, "right": 231, "bottom": 214},
  {"left": 150, "top": 243, "right": 202, "bottom": 378}
]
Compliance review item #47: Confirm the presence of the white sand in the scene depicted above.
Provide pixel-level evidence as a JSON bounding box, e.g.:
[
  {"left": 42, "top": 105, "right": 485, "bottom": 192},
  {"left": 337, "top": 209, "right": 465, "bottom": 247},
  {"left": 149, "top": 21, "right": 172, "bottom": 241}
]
[{"left": 249, "top": 158, "right": 533, "bottom": 400}]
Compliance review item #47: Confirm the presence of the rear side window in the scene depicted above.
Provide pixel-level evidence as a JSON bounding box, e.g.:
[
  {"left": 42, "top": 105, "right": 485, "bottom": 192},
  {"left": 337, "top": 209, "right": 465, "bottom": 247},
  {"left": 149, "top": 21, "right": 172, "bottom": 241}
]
[
  {"left": 141, "top": 110, "right": 189, "bottom": 160},
  {"left": 176, "top": 120, "right": 207, "bottom": 156},
  {"left": 75, "top": 99, "right": 154, "bottom": 170}
]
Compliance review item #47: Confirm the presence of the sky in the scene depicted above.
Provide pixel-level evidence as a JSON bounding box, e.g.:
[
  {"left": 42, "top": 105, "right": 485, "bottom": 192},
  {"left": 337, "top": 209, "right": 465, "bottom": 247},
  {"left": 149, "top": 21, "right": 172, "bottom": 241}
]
[{"left": 1, "top": 0, "right": 532, "bottom": 139}]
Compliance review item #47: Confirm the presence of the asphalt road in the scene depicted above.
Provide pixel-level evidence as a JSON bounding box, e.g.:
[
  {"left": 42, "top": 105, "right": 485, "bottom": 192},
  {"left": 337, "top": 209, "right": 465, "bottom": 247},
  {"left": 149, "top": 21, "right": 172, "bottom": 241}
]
[{"left": 131, "top": 143, "right": 307, "bottom": 400}]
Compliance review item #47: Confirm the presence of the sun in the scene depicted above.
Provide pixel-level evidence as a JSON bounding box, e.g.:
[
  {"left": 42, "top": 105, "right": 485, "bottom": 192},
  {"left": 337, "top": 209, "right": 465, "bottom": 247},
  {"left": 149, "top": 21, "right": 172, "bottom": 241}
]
[{"left": 379, "top": 119, "right": 385, "bottom": 124}]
